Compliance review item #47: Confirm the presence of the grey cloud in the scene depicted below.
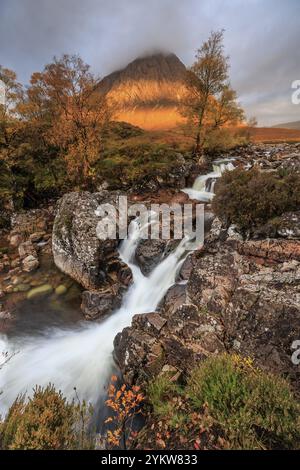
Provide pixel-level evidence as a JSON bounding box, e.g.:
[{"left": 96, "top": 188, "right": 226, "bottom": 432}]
[{"left": 0, "top": 0, "right": 299, "bottom": 125}]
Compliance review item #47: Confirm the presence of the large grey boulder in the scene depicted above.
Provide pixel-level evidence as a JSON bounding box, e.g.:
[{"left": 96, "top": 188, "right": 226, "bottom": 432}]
[
  {"left": 52, "top": 191, "right": 133, "bottom": 319},
  {"left": 52, "top": 191, "right": 131, "bottom": 290}
]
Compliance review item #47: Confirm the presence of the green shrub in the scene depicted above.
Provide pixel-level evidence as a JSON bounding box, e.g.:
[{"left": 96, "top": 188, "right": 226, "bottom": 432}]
[
  {"left": 0, "top": 384, "right": 93, "bottom": 450},
  {"left": 204, "top": 128, "right": 250, "bottom": 152},
  {"left": 104, "top": 121, "right": 144, "bottom": 140},
  {"left": 147, "top": 375, "right": 188, "bottom": 432},
  {"left": 212, "top": 168, "right": 300, "bottom": 232},
  {"left": 94, "top": 143, "right": 181, "bottom": 189},
  {"left": 142, "top": 355, "right": 300, "bottom": 449},
  {"left": 186, "top": 354, "right": 300, "bottom": 449},
  {"left": 148, "top": 375, "right": 182, "bottom": 419}
]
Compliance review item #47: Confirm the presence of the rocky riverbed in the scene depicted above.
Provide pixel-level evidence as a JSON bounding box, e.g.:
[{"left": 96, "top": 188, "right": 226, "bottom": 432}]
[{"left": 0, "top": 142, "right": 299, "bottom": 399}]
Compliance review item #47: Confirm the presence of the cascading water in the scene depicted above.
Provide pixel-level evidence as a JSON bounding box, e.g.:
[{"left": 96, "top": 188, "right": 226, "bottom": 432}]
[
  {"left": 182, "top": 158, "right": 235, "bottom": 202},
  {"left": 0, "top": 157, "right": 234, "bottom": 416},
  {"left": 0, "top": 219, "right": 192, "bottom": 414}
]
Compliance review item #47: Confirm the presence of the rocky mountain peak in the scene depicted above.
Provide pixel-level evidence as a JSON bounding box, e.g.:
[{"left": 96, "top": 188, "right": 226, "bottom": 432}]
[{"left": 98, "top": 52, "right": 187, "bottom": 129}]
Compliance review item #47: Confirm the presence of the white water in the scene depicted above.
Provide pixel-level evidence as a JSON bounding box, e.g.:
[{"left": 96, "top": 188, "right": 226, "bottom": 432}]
[
  {"left": 182, "top": 159, "right": 235, "bottom": 202},
  {"left": 0, "top": 219, "right": 192, "bottom": 414},
  {"left": 0, "top": 158, "right": 234, "bottom": 415}
]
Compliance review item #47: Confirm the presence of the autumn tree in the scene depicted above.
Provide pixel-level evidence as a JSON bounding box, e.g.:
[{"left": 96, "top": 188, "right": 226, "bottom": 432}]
[
  {"left": 0, "top": 66, "right": 23, "bottom": 161},
  {"left": 105, "top": 375, "right": 144, "bottom": 449},
  {"left": 21, "top": 55, "right": 112, "bottom": 186},
  {"left": 180, "top": 31, "right": 244, "bottom": 160}
]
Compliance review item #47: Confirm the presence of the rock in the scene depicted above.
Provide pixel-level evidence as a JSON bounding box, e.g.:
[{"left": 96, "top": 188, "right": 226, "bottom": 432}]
[
  {"left": 113, "top": 218, "right": 300, "bottom": 389},
  {"left": 11, "top": 209, "right": 50, "bottom": 236},
  {"left": 52, "top": 191, "right": 132, "bottom": 290},
  {"left": 178, "top": 253, "right": 196, "bottom": 281},
  {"left": 22, "top": 254, "right": 39, "bottom": 272},
  {"left": 11, "top": 276, "right": 21, "bottom": 286},
  {"left": 17, "top": 283, "right": 31, "bottom": 292},
  {"left": 10, "top": 258, "right": 20, "bottom": 269},
  {"left": 55, "top": 285, "right": 67, "bottom": 296},
  {"left": 227, "top": 224, "right": 243, "bottom": 241},
  {"left": 18, "top": 241, "right": 37, "bottom": 259},
  {"left": 252, "top": 212, "right": 300, "bottom": 240},
  {"left": 29, "top": 231, "right": 46, "bottom": 243},
  {"left": 0, "top": 308, "right": 12, "bottom": 320},
  {"left": 135, "top": 239, "right": 167, "bottom": 275},
  {"left": 27, "top": 284, "right": 53, "bottom": 300},
  {"left": 187, "top": 237, "right": 300, "bottom": 385},
  {"left": 9, "top": 233, "right": 23, "bottom": 247},
  {"left": 276, "top": 212, "right": 300, "bottom": 239},
  {"left": 130, "top": 154, "right": 193, "bottom": 193},
  {"left": 81, "top": 288, "right": 122, "bottom": 320}
]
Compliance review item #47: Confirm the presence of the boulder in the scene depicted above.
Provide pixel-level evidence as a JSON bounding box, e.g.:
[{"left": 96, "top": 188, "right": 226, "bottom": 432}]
[
  {"left": 52, "top": 191, "right": 132, "bottom": 290},
  {"left": 187, "top": 237, "right": 300, "bottom": 385},
  {"left": 22, "top": 254, "right": 39, "bottom": 272},
  {"left": 135, "top": 239, "right": 167, "bottom": 275},
  {"left": 81, "top": 288, "right": 122, "bottom": 320},
  {"left": 113, "top": 222, "right": 300, "bottom": 389}
]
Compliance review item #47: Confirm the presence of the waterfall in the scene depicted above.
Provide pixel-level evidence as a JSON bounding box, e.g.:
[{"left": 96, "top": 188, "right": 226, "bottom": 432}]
[
  {"left": 0, "top": 157, "right": 234, "bottom": 416},
  {"left": 0, "top": 220, "right": 192, "bottom": 414},
  {"left": 182, "top": 158, "right": 235, "bottom": 202}
]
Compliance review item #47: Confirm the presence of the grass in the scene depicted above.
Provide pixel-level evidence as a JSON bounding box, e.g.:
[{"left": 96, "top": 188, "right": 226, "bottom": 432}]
[{"left": 145, "top": 354, "right": 300, "bottom": 450}]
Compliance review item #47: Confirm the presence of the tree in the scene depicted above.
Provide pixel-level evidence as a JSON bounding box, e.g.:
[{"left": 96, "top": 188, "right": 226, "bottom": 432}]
[
  {"left": 180, "top": 31, "right": 243, "bottom": 159},
  {"left": 21, "top": 55, "right": 112, "bottom": 186},
  {"left": 210, "top": 85, "right": 244, "bottom": 129},
  {"left": 0, "top": 66, "right": 23, "bottom": 161}
]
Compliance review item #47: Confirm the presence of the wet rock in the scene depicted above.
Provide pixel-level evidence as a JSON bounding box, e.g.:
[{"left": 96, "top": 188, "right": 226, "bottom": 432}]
[
  {"left": 130, "top": 154, "right": 193, "bottom": 193},
  {"left": 55, "top": 285, "right": 67, "bottom": 296},
  {"left": 27, "top": 284, "right": 53, "bottom": 300},
  {"left": 135, "top": 239, "right": 167, "bottom": 275},
  {"left": 178, "top": 253, "right": 196, "bottom": 281},
  {"left": 17, "top": 283, "right": 31, "bottom": 292},
  {"left": 81, "top": 288, "right": 122, "bottom": 320},
  {"left": 22, "top": 254, "right": 39, "bottom": 272},
  {"left": 113, "top": 220, "right": 300, "bottom": 388}
]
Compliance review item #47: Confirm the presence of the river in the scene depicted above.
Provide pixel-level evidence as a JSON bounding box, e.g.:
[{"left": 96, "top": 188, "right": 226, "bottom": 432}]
[{"left": 0, "top": 159, "right": 234, "bottom": 416}]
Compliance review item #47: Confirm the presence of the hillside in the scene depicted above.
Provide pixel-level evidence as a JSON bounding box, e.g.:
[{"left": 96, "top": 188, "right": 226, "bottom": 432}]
[
  {"left": 272, "top": 120, "right": 300, "bottom": 130},
  {"left": 98, "top": 53, "right": 187, "bottom": 129}
]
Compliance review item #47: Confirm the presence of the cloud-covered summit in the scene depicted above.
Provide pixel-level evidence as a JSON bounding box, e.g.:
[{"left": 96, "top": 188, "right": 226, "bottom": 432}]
[{"left": 0, "top": 0, "right": 299, "bottom": 125}]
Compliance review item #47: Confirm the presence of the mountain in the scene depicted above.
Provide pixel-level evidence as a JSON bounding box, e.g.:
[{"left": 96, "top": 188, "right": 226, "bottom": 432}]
[
  {"left": 272, "top": 120, "right": 300, "bottom": 130},
  {"left": 98, "top": 53, "right": 187, "bottom": 130}
]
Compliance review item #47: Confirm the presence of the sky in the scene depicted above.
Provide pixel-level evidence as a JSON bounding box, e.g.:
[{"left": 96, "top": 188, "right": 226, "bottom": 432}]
[{"left": 0, "top": 0, "right": 299, "bottom": 126}]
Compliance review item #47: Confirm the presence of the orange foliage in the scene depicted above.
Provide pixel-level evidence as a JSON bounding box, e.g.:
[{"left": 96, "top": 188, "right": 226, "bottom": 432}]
[{"left": 105, "top": 375, "right": 144, "bottom": 449}]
